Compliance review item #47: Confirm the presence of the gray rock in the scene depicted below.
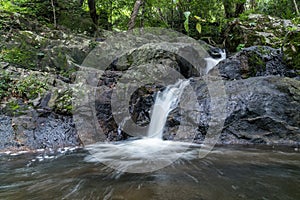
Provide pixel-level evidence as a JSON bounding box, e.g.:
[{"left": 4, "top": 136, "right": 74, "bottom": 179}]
[
  {"left": 191, "top": 76, "right": 300, "bottom": 145},
  {"left": 0, "top": 115, "right": 17, "bottom": 149},
  {"left": 210, "top": 46, "right": 297, "bottom": 80},
  {"left": 0, "top": 110, "right": 80, "bottom": 151}
]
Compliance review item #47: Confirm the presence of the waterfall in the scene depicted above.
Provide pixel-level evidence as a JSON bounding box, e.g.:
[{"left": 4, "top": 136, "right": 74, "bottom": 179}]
[
  {"left": 85, "top": 47, "right": 228, "bottom": 173},
  {"left": 147, "top": 79, "right": 190, "bottom": 139},
  {"left": 205, "top": 49, "right": 226, "bottom": 74},
  {"left": 146, "top": 49, "right": 226, "bottom": 139}
]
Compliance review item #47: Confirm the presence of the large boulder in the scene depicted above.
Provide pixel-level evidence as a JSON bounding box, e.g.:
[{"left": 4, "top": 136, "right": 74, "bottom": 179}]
[
  {"left": 191, "top": 76, "right": 300, "bottom": 145},
  {"left": 0, "top": 112, "right": 80, "bottom": 151},
  {"left": 210, "top": 46, "right": 297, "bottom": 80}
]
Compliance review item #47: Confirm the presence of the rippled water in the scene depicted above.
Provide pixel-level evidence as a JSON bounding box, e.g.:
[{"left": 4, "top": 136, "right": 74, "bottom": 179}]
[{"left": 0, "top": 146, "right": 299, "bottom": 200}]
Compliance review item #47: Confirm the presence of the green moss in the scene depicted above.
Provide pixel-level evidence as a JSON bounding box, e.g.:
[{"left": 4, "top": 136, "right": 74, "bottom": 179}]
[
  {"left": 5, "top": 99, "right": 29, "bottom": 116},
  {"left": 247, "top": 52, "right": 266, "bottom": 75}
]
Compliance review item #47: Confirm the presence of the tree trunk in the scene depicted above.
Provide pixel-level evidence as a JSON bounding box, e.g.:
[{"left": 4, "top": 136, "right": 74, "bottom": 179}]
[
  {"left": 88, "top": 0, "right": 98, "bottom": 25},
  {"left": 223, "top": 0, "right": 235, "bottom": 18},
  {"left": 235, "top": 3, "right": 245, "bottom": 17},
  {"left": 51, "top": 0, "right": 57, "bottom": 28},
  {"left": 128, "top": 0, "right": 144, "bottom": 30},
  {"left": 140, "top": 1, "right": 146, "bottom": 28},
  {"left": 292, "top": 0, "right": 300, "bottom": 16},
  {"left": 249, "top": 0, "right": 256, "bottom": 10}
]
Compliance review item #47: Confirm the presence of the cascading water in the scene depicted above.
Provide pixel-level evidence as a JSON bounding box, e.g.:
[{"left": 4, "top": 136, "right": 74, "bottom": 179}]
[
  {"left": 85, "top": 48, "right": 227, "bottom": 173},
  {"left": 205, "top": 49, "right": 226, "bottom": 74},
  {"left": 147, "top": 79, "right": 190, "bottom": 139}
]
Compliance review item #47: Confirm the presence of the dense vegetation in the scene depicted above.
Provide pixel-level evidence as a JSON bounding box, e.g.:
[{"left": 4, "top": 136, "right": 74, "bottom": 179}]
[
  {"left": 0, "top": 0, "right": 299, "bottom": 114},
  {"left": 1, "top": 0, "right": 299, "bottom": 35}
]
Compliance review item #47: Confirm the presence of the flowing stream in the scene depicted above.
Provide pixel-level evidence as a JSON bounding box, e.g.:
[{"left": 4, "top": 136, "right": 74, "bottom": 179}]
[{"left": 0, "top": 147, "right": 299, "bottom": 200}]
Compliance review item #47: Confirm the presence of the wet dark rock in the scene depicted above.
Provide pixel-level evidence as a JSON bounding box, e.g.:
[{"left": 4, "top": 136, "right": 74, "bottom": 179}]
[
  {"left": 0, "top": 110, "right": 80, "bottom": 151},
  {"left": 0, "top": 115, "right": 17, "bottom": 149},
  {"left": 190, "top": 76, "right": 300, "bottom": 145},
  {"left": 210, "top": 46, "right": 297, "bottom": 80}
]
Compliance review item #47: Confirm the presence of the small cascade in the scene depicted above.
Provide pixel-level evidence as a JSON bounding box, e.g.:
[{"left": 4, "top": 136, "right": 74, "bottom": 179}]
[
  {"left": 205, "top": 49, "right": 226, "bottom": 74},
  {"left": 147, "top": 79, "right": 190, "bottom": 139},
  {"left": 85, "top": 47, "right": 228, "bottom": 173}
]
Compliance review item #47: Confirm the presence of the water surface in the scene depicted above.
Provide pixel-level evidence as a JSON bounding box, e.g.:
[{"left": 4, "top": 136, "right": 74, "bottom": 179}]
[{"left": 0, "top": 146, "right": 299, "bottom": 200}]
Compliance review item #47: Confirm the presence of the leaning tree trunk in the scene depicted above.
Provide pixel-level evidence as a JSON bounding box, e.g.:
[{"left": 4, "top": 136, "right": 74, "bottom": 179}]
[
  {"left": 50, "top": 0, "right": 57, "bottom": 28},
  {"left": 128, "top": 0, "right": 144, "bottom": 30},
  {"left": 292, "top": 0, "right": 300, "bottom": 16}
]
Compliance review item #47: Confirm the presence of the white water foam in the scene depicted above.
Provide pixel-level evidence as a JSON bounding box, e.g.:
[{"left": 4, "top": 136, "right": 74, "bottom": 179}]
[
  {"left": 147, "top": 79, "right": 190, "bottom": 138},
  {"left": 205, "top": 49, "right": 226, "bottom": 74}
]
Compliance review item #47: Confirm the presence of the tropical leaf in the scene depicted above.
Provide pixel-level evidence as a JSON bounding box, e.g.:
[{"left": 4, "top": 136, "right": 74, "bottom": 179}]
[
  {"left": 183, "top": 11, "right": 191, "bottom": 33},
  {"left": 196, "top": 22, "right": 201, "bottom": 34}
]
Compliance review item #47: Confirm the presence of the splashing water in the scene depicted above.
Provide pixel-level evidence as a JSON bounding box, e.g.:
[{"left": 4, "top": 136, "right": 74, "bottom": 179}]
[
  {"left": 147, "top": 79, "right": 190, "bottom": 139},
  {"left": 85, "top": 79, "right": 197, "bottom": 173}
]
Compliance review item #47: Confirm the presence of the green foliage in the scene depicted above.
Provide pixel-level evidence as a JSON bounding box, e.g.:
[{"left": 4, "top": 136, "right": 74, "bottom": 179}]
[
  {"left": 283, "top": 30, "right": 300, "bottom": 72},
  {"left": 0, "top": 47, "right": 35, "bottom": 68},
  {"left": 0, "top": 71, "right": 13, "bottom": 99},
  {"left": 183, "top": 11, "right": 191, "bottom": 34},
  {"left": 255, "top": 0, "right": 299, "bottom": 19},
  {"left": 7, "top": 99, "right": 20, "bottom": 111},
  {"left": 0, "top": 0, "right": 51, "bottom": 23},
  {"left": 53, "top": 89, "right": 73, "bottom": 115},
  {"left": 13, "top": 75, "right": 48, "bottom": 100},
  {"left": 0, "top": 0, "right": 30, "bottom": 14},
  {"left": 236, "top": 43, "right": 245, "bottom": 51},
  {"left": 5, "top": 98, "right": 29, "bottom": 116}
]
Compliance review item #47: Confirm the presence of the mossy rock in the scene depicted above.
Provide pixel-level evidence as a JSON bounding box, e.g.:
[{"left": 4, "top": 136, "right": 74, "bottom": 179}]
[
  {"left": 283, "top": 30, "right": 300, "bottom": 73},
  {"left": 213, "top": 46, "right": 296, "bottom": 80}
]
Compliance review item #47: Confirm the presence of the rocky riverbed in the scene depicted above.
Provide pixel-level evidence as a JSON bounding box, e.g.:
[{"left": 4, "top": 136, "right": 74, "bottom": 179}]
[{"left": 0, "top": 11, "right": 299, "bottom": 152}]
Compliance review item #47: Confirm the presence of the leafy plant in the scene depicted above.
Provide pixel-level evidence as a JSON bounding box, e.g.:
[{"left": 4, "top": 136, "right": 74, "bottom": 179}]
[
  {"left": 53, "top": 89, "right": 73, "bottom": 115},
  {"left": 236, "top": 43, "right": 245, "bottom": 52},
  {"left": 194, "top": 15, "right": 206, "bottom": 34},
  {"left": 1, "top": 47, "right": 35, "bottom": 68},
  {"left": 183, "top": 11, "right": 191, "bottom": 34},
  {"left": 13, "top": 75, "right": 48, "bottom": 100},
  {"left": 0, "top": 0, "right": 30, "bottom": 14},
  {"left": 0, "top": 71, "right": 13, "bottom": 99}
]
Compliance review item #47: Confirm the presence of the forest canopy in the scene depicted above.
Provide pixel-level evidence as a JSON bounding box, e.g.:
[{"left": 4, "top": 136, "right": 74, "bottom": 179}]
[
  {"left": 0, "top": 0, "right": 300, "bottom": 58},
  {"left": 1, "top": 0, "right": 299, "bottom": 33}
]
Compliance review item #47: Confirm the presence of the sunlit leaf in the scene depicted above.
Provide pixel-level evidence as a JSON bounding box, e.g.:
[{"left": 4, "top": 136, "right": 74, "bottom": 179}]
[
  {"left": 184, "top": 19, "right": 189, "bottom": 33},
  {"left": 196, "top": 23, "right": 201, "bottom": 34},
  {"left": 184, "top": 11, "right": 191, "bottom": 19},
  {"left": 194, "top": 15, "right": 201, "bottom": 20}
]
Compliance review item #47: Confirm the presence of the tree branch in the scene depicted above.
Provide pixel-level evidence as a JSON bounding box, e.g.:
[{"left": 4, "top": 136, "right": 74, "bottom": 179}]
[
  {"left": 293, "top": 0, "right": 300, "bottom": 16},
  {"left": 50, "top": 0, "right": 57, "bottom": 28},
  {"left": 128, "top": 0, "right": 144, "bottom": 30}
]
